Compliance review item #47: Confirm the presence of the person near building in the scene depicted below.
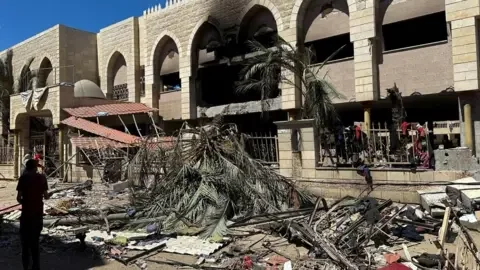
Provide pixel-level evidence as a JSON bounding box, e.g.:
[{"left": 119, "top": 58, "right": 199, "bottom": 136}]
[
  {"left": 33, "top": 150, "right": 44, "bottom": 174},
  {"left": 16, "top": 159, "right": 49, "bottom": 270}
]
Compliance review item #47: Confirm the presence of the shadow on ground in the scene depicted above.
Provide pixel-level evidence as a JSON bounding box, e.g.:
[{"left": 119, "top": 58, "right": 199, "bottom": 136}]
[{"left": 0, "top": 222, "right": 108, "bottom": 270}]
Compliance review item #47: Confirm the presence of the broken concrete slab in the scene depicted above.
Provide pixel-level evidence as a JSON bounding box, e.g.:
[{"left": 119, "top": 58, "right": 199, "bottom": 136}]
[
  {"left": 417, "top": 186, "right": 448, "bottom": 215},
  {"left": 110, "top": 181, "right": 130, "bottom": 193},
  {"left": 197, "top": 97, "right": 281, "bottom": 118}
]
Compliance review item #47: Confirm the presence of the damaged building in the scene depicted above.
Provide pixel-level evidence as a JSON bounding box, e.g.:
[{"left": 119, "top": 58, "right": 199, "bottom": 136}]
[{"left": 0, "top": 0, "right": 479, "bottom": 200}]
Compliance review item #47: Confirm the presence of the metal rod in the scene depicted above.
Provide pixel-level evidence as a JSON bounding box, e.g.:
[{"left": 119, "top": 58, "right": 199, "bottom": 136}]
[
  {"left": 117, "top": 115, "right": 131, "bottom": 135},
  {"left": 132, "top": 114, "right": 143, "bottom": 139}
]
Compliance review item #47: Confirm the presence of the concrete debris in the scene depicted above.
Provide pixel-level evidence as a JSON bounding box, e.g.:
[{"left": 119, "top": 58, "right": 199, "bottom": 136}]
[
  {"left": 197, "top": 97, "right": 281, "bottom": 118},
  {"left": 163, "top": 236, "right": 226, "bottom": 256}
]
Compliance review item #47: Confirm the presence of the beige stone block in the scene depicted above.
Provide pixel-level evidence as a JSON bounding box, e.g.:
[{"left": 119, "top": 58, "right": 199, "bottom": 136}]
[
  {"left": 387, "top": 171, "right": 408, "bottom": 182},
  {"left": 447, "top": 8, "right": 480, "bottom": 22},
  {"left": 451, "top": 16, "right": 476, "bottom": 29},
  {"left": 371, "top": 171, "right": 387, "bottom": 180},
  {"left": 355, "top": 60, "right": 373, "bottom": 71},
  {"left": 355, "top": 76, "right": 373, "bottom": 86},
  {"left": 332, "top": 169, "right": 354, "bottom": 180},
  {"left": 433, "top": 170, "right": 459, "bottom": 182},
  {"left": 301, "top": 169, "right": 316, "bottom": 179},
  {"left": 280, "top": 168, "right": 292, "bottom": 178},
  {"left": 452, "top": 26, "right": 476, "bottom": 38},
  {"left": 354, "top": 39, "right": 370, "bottom": 48},
  {"left": 452, "top": 35, "right": 476, "bottom": 47},
  {"left": 302, "top": 159, "right": 316, "bottom": 169},
  {"left": 302, "top": 150, "right": 316, "bottom": 160},
  {"left": 279, "top": 159, "right": 292, "bottom": 169},
  {"left": 453, "top": 52, "right": 478, "bottom": 64},
  {"left": 409, "top": 171, "right": 434, "bottom": 183},
  {"left": 454, "top": 62, "right": 478, "bottom": 73},
  {"left": 446, "top": 0, "right": 480, "bottom": 14},
  {"left": 355, "top": 68, "right": 373, "bottom": 78},
  {"left": 301, "top": 141, "right": 315, "bottom": 151},
  {"left": 447, "top": 0, "right": 468, "bottom": 5},
  {"left": 453, "top": 43, "right": 477, "bottom": 56},
  {"left": 279, "top": 150, "right": 293, "bottom": 161},
  {"left": 278, "top": 142, "right": 291, "bottom": 151},
  {"left": 455, "top": 79, "right": 478, "bottom": 91},
  {"left": 349, "top": 7, "right": 374, "bottom": 20},
  {"left": 315, "top": 170, "right": 333, "bottom": 179},
  {"left": 383, "top": 190, "right": 405, "bottom": 203},
  {"left": 354, "top": 53, "right": 373, "bottom": 63},
  {"left": 350, "top": 30, "right": 375, "bottom": 42}
]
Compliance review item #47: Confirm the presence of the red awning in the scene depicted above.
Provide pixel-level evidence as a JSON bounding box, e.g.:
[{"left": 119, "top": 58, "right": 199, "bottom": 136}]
[
  {"left": 63, "top": 103, "right": 157, "bottom": 118},
  {"left": 70, "top": 136, "right": 130, "bottom": 149},
  {"left": 61, "top": 117, "right": 140, "bottom": 144}
]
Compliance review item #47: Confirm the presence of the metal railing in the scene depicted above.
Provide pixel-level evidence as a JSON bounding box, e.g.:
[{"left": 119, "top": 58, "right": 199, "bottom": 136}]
[
  {"left": 243, "top": 132, "right": 279, "bottom": 165},
  {"left": 318, "top": 122, "right": 431, "bottom": 167},
  {"left": 112, "top": 83, "right": 129, "bottom": 100},
  {"left": 0, "top": 147, "right": 14, "bottom": 164}
]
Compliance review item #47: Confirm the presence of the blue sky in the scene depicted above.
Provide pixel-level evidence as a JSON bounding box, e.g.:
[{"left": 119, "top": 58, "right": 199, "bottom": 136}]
[{"left": 0, "top": 0, "right": 166, "bottom": 50}]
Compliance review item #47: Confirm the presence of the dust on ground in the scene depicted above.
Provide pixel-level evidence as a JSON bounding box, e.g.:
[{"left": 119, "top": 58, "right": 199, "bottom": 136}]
[{"left": 2, "top": 180, "right": 480, "bottom": 269}]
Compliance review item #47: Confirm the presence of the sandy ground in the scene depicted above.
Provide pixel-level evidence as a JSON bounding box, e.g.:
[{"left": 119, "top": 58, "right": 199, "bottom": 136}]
[{"left": 2, "top": 180, "right": 480, "bottom": 269}]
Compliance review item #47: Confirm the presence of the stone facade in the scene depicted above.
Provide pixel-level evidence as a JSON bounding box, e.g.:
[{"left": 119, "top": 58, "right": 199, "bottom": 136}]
[
  {"left": 0, "top": 0, "right": 472, "bottom": 123},
  {"left": 1, "top": 0, "right": 480, "bottom": 183}
]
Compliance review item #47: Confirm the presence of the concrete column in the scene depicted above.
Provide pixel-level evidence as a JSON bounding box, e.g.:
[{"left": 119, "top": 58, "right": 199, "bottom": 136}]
[
  {"left": 446, "top": 1, "right": 480, "bottom": 91},
  {"left": 300, "top": 127, "right": 316, "bottom": 179},
  {"left": 277, "top": 129, "right": 293, "bottom": 178},
  {"left": 13, "top": 130, "right": 19, "bottom": 179},
  {"left": 349, "top": 0, "right": 379, "bottom": 102},
  {"left": 464, "top": 102, "right": 473, "bottom": 150},
  {"left": 363, "top": 102, "right": 371, "bottom": 137},
  {"left": 58, "top": 126, "right": 65, "bottom": 179},
  {"left": 278, "top": 28, "right": 302, "bottom": 111}
]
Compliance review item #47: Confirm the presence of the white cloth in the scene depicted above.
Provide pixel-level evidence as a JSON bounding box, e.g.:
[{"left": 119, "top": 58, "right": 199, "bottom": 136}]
[
  {"left": 20, "top": 90, "right": 33, "bottom": 108},
  {"left": 31, "top": 87, "right": 48, "bottom": 110}
]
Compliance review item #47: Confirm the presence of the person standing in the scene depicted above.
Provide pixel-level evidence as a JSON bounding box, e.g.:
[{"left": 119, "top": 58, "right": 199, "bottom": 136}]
[{"left": 16, "top": 159, "right": 49, "bottom": 270}]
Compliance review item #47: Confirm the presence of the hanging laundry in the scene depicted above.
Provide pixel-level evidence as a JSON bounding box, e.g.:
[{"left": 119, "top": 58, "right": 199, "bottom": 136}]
[
  {"left": 401, "top": 121, "right": 408, "bottom": 135},
  {"left": 355, "top": 125, "right": 362, "bottom": 140},
  {"left": 31, "top": 87, "right": 49, "bottom": 110},
  {"left": 20, "top": 90, "right": 33, "bottom": 108}
]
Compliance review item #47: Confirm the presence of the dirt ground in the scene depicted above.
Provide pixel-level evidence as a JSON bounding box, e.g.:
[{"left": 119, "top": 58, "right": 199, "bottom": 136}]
[{"left": 1, "top": 180, "right": 480, "bottom": 269}]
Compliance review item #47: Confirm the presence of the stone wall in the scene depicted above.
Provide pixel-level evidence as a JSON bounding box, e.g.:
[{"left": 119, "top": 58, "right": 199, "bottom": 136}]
[
  {"left": 0, "top": 25, "right": 61, "bottom": 81},
  {"left": 98, "top": 17, "right": 139, "bottom": 102},
  {"left": 60, "top": 26, "right": 98, "bottom": 84}
]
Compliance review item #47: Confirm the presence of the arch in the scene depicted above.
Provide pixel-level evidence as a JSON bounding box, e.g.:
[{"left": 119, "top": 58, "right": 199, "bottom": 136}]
[
  {"left": 189, "top": 19, "right": 223, "bottom": 71},
  {"left": 238, "top": 0, "right": 284, "bottom": 33},
  {"left": 237, "top": 3, "right": 281, "bottom": 46},
  {"left": 37, "top": 57, "right": 53, "bottom": 87},
  {"left": 106, "top": 51, "right": 128, "bottom": 100},
  {"left": 149, "top": 30, "right": 183, "bottom": 66},
  {"left": 187, "top": 16, "right": 223, "bottom": 58},
  {"left": 290, "top": 0, "right": 349, "bottom": 44},
  {"left": 151, "top": 34, "right": 181, "bottom": 92},
  {"left": 16, "top": 57, "right": 35, "bottom": 93}
]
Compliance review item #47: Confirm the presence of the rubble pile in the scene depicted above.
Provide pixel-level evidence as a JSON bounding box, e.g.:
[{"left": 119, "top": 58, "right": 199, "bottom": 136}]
[
  {"left": 2, "top": 181, "right": 480, "bottom": 269},
  {"left": 1, "top": 123, "right": 480, "bottom": 269}
]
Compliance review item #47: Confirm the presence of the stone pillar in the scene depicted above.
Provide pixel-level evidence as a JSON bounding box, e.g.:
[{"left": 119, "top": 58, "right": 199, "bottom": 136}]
[
  {"left": 13, "top": 130, "right": 19, "bottom": 179},
  {"left": 446, "top": 0, "right": 480, "bottom": 91},
  {"left": 349, "top": 0, "right": 379, "bottom": 102},
  {"left": 464, "top": 102, "right": 473, "bottom": 150},
  {"left": 58, "top": 126, "right": 65, "bottom": 179},
  {"left": 278, "top": 28, "right": 302, "bottom": 112},
  {"left": 277, "top": 129, "right": 293, "bottom": 178},
  {"left": 300, "top": 126, "right": 316, "bottom": 179},
  {"left": 363, "top": 102, "right": 371, "bottom": 137}
]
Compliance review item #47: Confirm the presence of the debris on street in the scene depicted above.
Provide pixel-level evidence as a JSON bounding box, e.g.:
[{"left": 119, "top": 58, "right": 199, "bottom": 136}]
[{"left": 1, "top": 123, "right": 480, "bottom": 269}]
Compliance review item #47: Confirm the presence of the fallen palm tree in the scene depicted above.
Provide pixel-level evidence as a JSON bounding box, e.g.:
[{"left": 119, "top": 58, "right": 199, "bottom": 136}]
[{"left": 130, "top": 122, "right": 312, "bottom": 239}]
